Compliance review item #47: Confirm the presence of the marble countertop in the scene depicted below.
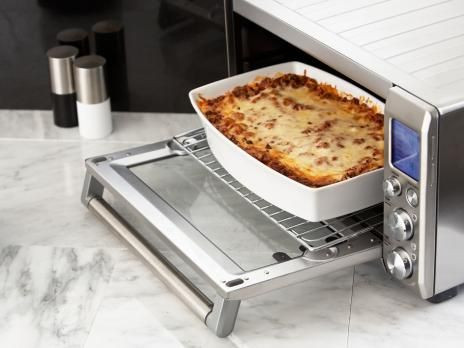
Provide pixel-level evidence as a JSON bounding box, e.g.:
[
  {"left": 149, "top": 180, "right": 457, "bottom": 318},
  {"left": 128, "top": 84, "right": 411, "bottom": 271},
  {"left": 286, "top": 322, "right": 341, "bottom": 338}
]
[{"left": 1, "top": 110, "right": 464, "bottom": 348}]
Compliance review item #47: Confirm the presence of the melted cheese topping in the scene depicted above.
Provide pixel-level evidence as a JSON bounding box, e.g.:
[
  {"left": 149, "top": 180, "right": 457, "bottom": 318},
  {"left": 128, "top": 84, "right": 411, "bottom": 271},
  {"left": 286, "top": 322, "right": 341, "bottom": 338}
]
[{"left": 198, "top": 73, "right": 384, "bottom": 187}]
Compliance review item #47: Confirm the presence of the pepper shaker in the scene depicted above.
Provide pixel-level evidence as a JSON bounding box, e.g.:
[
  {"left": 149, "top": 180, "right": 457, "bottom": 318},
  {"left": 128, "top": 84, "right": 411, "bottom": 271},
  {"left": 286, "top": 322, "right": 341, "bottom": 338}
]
[
  {"left": 74, "top": 55, "right": 112, "bottom": 139},
  {"left": 47, "top": 45, "right": 79, "bottom": 128},
  {"left": 92, "top": 19, "right": 129, "bottom": 110}
]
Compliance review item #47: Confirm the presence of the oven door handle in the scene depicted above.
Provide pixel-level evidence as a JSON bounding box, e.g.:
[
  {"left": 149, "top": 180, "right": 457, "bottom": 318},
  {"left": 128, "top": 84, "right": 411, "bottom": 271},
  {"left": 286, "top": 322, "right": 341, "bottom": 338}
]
[{"left": 88, "top": 197, "right": 213, "bottom": 320}]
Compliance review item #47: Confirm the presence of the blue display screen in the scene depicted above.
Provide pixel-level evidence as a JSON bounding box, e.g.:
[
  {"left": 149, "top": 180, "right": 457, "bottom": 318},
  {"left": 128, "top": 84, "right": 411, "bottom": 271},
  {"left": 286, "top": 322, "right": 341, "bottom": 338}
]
[{"left": 391, "top": 119, "right": 420, "bottom": 181}]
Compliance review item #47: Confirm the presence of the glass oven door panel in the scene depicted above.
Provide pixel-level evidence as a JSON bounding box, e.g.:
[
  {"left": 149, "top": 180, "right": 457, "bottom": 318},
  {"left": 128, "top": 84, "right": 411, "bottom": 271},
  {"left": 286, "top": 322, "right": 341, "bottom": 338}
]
[{"left": 130, "top": 156, "right": 302, "bottom": 272}]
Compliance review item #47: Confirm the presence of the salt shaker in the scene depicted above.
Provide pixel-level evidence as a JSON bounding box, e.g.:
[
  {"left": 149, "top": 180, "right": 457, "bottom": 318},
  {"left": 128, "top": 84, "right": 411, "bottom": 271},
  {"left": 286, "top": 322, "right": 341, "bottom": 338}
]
[{"left": 74, "top": 55, "right": 112, "bottom": 139}]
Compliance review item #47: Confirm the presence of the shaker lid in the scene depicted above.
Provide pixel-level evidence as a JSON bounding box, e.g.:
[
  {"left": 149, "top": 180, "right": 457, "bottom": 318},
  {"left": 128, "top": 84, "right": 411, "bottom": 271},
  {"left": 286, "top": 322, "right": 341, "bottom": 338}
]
[
  {"left": 74, "top": 55, "right": 108, "bottom": 104},
  {"left": 57, "top": 28, "right": 90, "bottom": 57},
  {"left": 57, "top": 28, "right": 88, "bottom": 42},
  {"left": 92, "top": 20, "right": 124, "bottom": 34},
  {"left": 47, "top": 45, "right": 78, "bottom": 95}
]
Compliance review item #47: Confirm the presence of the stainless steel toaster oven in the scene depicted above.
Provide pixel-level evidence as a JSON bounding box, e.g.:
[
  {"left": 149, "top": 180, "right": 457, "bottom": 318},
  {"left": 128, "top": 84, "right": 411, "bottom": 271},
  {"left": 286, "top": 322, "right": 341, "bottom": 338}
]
[{"left": 82, "top": 0, "right": 464, "bottom": 337}]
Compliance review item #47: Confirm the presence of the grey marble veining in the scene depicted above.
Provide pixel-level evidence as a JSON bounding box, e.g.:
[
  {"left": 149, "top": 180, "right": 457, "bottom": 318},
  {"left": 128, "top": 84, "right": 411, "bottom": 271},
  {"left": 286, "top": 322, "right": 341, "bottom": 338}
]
[{"left": 0, "top": 245, "right": 115, "bottom": 348}]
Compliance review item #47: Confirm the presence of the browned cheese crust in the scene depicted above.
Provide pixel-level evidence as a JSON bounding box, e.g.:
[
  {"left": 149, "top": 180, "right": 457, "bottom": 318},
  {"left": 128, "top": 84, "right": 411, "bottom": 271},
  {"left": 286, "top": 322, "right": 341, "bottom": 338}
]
[{"left": 197, "top": 73, "right": 384, "bottom": 188}]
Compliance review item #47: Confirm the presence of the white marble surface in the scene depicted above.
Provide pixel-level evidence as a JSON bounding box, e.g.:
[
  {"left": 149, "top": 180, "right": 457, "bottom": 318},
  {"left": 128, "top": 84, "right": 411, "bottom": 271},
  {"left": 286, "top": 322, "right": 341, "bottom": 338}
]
[
  {"left": 349, "top": 261, "right": 464, "bottom": 348},
  {"left": 0, "top": 245, "right": 115, "bottom": 348},
  {"left": 0, "top": 109, "right": 199, "bottom": 143},
  {"left": 2, "top": 109, "right": 464, "bottom": 347}
]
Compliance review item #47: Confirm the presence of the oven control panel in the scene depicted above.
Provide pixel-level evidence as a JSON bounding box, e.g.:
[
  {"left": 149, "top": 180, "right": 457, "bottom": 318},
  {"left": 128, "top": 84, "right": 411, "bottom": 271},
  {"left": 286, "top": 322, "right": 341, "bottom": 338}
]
[
  {"left": 382, "top": 87, "right": 438, "bottom": 299},
  {"left": 383, "top": 174, "right": 419, "bottom": 280}
]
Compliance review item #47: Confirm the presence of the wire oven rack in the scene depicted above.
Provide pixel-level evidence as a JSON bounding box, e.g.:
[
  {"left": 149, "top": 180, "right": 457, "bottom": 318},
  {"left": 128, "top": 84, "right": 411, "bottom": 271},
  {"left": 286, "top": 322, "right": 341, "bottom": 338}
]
[{"left": 173, "top": 129, "right": 383, "bottom": 252}]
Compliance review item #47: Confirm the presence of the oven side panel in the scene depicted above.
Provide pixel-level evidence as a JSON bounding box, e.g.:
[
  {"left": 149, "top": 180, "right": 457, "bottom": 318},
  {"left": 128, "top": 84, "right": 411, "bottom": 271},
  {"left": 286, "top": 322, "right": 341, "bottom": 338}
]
[{"left": 436, "top": 106, "right": 464, "bottom": 293}]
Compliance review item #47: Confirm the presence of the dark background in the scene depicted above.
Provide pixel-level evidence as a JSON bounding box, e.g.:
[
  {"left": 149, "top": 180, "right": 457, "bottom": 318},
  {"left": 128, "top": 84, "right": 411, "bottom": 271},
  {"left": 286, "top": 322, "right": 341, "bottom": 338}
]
[{"left": 0, "top": 0, "right": 228, "bottom": 112}]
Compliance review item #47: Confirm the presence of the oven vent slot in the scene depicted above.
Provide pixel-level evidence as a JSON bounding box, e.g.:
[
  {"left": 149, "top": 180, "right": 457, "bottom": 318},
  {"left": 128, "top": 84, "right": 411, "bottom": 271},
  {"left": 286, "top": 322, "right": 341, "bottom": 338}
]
[{"left": 174, "top": 129, "right": 383, "bottom": 252}]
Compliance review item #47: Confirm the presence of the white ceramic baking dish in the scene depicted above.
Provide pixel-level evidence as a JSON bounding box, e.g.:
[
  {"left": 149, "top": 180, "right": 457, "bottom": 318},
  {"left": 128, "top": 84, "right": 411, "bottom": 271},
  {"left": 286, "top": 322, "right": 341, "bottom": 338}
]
[{"left": 189, "top": 61, "right": 384, "bottom": 221}]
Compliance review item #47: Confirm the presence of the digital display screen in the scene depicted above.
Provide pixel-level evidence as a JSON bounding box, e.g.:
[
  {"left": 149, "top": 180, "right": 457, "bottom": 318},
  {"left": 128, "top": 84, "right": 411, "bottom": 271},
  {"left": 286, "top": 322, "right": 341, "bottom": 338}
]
[{"left": 391, "top": 119, "right": 420, "bottom": 181}]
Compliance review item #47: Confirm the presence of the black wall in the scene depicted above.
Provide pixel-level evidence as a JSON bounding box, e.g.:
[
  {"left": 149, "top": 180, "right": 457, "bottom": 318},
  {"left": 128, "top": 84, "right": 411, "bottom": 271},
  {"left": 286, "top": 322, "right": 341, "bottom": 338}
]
[{"left": 0, "top": 0, "right": 227, "bottom": 112}]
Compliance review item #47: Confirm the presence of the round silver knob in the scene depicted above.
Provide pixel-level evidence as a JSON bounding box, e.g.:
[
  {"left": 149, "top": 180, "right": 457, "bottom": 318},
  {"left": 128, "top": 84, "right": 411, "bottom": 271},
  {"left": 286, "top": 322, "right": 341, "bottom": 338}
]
[
  {"left": 387, "top": 208, "right": 414, "bottom": 241},
  {"left": 383, "top": 177, "right": 402, "bottom": 197},
  {"left": 386, "top": 248, "right": 413, "bottom": 280},
  {"left": 406, "top": 188, "right": 419, "bottom": 208}
]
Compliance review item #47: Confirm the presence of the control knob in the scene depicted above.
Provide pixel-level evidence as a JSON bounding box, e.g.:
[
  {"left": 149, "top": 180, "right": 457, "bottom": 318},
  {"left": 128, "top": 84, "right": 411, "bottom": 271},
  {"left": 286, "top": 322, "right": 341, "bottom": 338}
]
[
  {"left": 383, "top": 176, "right": 401, "bottom": 197},
  {"left": 386, "top": 248, "right": 413, "bottom": 280},
  {"left": 387, "top": 208, "right": 414, "bottom": 241}
]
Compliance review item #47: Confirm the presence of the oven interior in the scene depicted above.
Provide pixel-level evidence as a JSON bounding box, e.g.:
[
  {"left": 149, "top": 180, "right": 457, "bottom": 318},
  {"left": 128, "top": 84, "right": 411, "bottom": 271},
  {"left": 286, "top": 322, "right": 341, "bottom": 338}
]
[{"left": 229, "top": 14, "right": 385, "bottom": 103}]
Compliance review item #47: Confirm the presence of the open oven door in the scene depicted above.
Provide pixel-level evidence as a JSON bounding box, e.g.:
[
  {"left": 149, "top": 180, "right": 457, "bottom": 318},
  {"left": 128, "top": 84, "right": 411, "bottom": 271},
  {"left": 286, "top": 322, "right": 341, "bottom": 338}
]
[{"left": 81, "top": 129, "right": 383, "bottom": 337}]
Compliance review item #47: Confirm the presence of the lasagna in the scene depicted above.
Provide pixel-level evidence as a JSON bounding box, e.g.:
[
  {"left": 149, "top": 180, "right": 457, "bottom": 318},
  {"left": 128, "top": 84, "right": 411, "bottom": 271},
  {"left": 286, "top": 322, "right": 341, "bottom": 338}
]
[{"left": 197, "top": 72, "right": 384, "bottom": 188}]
